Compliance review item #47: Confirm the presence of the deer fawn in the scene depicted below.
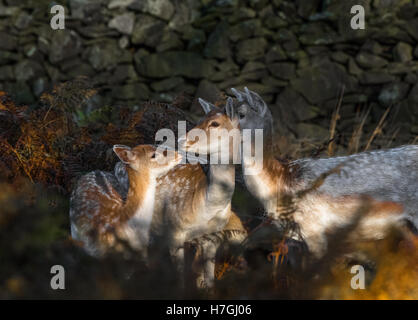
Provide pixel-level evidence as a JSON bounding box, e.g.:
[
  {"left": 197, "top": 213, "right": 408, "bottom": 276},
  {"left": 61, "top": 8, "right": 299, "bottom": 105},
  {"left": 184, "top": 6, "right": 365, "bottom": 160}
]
[
  {"left": 70, "top": 145, "right": 182, "bottom": 258},
  {"left": 147, "top": 97, "right": 243, "bottom": 288},
  {"left": 230, "top": 87, "right": 418, "bottom": 258}
]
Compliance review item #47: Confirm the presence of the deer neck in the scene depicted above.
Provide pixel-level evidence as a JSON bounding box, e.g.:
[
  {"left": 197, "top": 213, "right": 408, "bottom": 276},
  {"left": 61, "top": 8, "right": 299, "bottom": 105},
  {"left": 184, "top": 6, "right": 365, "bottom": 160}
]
[
  {"left": 122, "top": 167, "right": 155, "bottom": 221},
  {"left": 241, "top": 140, "right": 293, "bottom": 214},
  {"left": 205, "top": 163, "right": 235, "bottom": 213}
]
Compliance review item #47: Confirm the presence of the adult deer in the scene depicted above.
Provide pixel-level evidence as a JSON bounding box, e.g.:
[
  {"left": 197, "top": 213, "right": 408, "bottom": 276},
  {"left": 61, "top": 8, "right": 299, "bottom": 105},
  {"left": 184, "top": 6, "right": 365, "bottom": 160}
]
[
  {"left": 70, "top": 145, "right": 182, "bottom": 258},
  {"left": 230, "top": 87, "right": 418, "bottom": 258},
  {"left": 149, "top": 97, "right": 244, "bottom": 288},
  {"left": 111, "top": 100, "right": 247, "bottom": 289}
]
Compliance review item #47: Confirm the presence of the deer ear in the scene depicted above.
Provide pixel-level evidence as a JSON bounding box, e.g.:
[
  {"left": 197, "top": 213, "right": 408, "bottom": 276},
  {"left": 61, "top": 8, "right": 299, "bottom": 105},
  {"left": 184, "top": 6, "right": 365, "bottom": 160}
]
[
  {"left": 198, "top": 98, "right": 217, "bottom": 114},
  {"left": 225, "top": 97, "right": 236, "bottom": 120},
  {"left": 246, "top": 87, "right": 267, "bottom": 117},
  {"left": 231, "top": 88, "right": 245, "bottom": 101},
  {"left": 113, "top": 145, "right": 135, "bottom": 164}
]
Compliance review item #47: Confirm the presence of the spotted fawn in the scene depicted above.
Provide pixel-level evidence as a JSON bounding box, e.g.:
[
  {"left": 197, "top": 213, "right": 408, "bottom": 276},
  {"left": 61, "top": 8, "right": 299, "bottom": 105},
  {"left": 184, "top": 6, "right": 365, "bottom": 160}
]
[{"left": 70, "top": 145, "right": 182, "bottom": 258}]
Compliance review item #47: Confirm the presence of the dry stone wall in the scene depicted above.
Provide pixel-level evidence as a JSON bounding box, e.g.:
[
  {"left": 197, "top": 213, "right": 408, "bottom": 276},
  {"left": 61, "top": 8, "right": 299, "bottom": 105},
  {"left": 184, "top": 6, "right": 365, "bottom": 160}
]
[{"left": 0, "top": 0, "right": 417, "bottom": 139}]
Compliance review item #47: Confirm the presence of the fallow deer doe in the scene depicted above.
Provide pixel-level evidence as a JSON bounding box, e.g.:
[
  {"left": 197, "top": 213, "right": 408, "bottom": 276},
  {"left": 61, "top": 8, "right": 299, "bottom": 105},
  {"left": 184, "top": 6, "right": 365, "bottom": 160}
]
[
  {"left": 230, "top": 87, "right": 418, "bottom": 258},
  {"left": 70, "top": 145, "right": 182, "bottom": 258},
  {"left": 149, "top": 97, "right": 243, "bottom": 288}
]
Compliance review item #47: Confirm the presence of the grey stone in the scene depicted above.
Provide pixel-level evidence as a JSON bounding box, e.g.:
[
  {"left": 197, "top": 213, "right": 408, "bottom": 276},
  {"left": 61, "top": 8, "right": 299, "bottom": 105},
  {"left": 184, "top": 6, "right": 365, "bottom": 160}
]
[
  {"left": 408, "top": 83, "right": 418, "bottom": 104},
  {"left": 208, "top": 59, "right": 239, "bottom": 81},
  {"left": 227, "top": 7, "right": 256, "bottom": 23},
  {"left": 157, "top": 31, "right": 184, "bottom": 52},
  {"left": 265, "top": 45, "right": 287, "bottom": 63},
  {"left": 32, "top": 77, "right": 48, "bottom": 97},
  {"left": 181, "top": 27, "right": 206, "bottom": 51},
  {"left": 265, "top": 16, "right": 288, "bottom": 29},
  {"left": 15, "top": 60, "right": 43, "bottom": 82},
  {"left": 296, "top": 0, "right": 322, "bottom": 18},
  {"left": 228, "top": 19, "right": 263, "bottom": 42},
  {"left": 404, "top": 73, "right": 418, "bottom": 84},
  {"left": 262, "top": 76, "right": 287, "bottom": 88},
  {"left": 267, "top": 62, "right": 296, "bottom": 80},
  {"left": 76, "top": 24, "right": 120, "bottom": 39},
  {"left": 374, "top": 25, "right": 412, "bottom": 44},
  {"left": 359, "top": 72, "right": 395, "bottom": 85},
  {"left": 23, "top": 44, "right": 38, "bottom": 58},
  {"left": 242, "top": 61, "right": 265, "bottom": 73},
  {"left": 361, "top": 40, "right": 383, "bottom": 55},
  {"left": 14, "top": 11, "right": 32, "bottom": 29},
  {"left": 355, "top": 52, "right": 388, "bottom": 69},
  {"left": 306, "top": 46, "right": 328, "bottom": 56},
  {"left": 109, "top": 64, "right": 139, "bottom": 84},
  {"left": 393, "top": 42, "right": 413, "bottom": 62},
  {"left": 9, "top": 81, "right": 34, "bottom": 105},
  {"left": 204, "top": 22, "right": 230, "bottom": 59},
  {"left": 88, "top": 40, "right": 130, "bottom": 71},
  {"left": 387, "top": 62, "right": 418, "bottom": 75},
  {"left": 0, "top": 5, "right": 20, "bottom": 17},
  {"left": 49, "top": 30, "right": 82, "bottom": 64},
  {"left": 135, "top": 51, "right": 214, "bottom": 79},
  {"left": 0, "top": 32, "right": 17, "bottom": 50},
  {"left": 108, "top": 12, "right": 135, "bottom": 35},
  {"left": 348, "top": 58, "right": 363, "bottom": 76},
  {"left": 119, "top": 36, "right": 130, "bottom": 49},
  {"left": 169, "top": 0, "right": 201, "bottom": 31},
  {"left": 44, "top": 64, "right": 65, "bottom": 82},
  {"left": 295, "top": 123, "right": 329, "bottom": 142},
  {"left": 108, "top": 0, "right": 134, "bottom": 9},
  {"left": 405, "top": 18, "right": 418, "bottom": 41},
  {"left": 283, "top": 39, "right": 300, "bottom": 54},
  {"left": 236, "top": 38, "right": 268, "bottom": 62},
  {"left": 234, "top": 83, "right": 277, "bottom": 96},
  {"left": 276, "top": 88, "right": 318, "bottom": 123},
  {"left": 331, "top": 51, "right": 350, "bottom": 64},
  {"left": 291, "top": 59, "right": 357, "bottom": 105},
  {"left": 241, "top": 70, "right": 269, "bottom": 81},
  {"left": 70, "top": 0, "right": 103, "bottom": 22},
  {"left": 378, "top": 82, "right": 410, "bottom": 106},
  {"left": 67, "top": 63, "right": 96, "bottom": 78},
  {"left": 112, "top": 83, "right": 150, "bottom": 100},
  {"left": 151, "top": 77, "right": 184, "bottom": 92},
  {"left": 131, "top": 15, "right": 165, "bottom": 47},
  {"left": 129, "top": 0, "right": 175, "bottom": 21},
  {"left": 0, "top": 65, "right": 14, "bottom": 80},
  {"left": 299, "top": 32, "right": 340, "bottom": 46}
]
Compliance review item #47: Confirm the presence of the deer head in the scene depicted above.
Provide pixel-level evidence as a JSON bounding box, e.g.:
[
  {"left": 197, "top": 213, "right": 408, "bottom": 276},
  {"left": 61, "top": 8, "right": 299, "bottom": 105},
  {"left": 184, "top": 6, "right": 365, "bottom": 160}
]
[
  {"left": 113, "top": 144, "right": 182, "bottom": 177},
  {"left": 230, "top": 87, "right": 273, "bottom": 140},
  {"left": 179, "top": 97, "right": 241, "bottom": 164}
]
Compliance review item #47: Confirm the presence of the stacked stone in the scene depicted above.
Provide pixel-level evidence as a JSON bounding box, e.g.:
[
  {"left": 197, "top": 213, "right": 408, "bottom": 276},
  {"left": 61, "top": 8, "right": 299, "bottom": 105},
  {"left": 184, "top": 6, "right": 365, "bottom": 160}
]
[{"left": 0, "top": 0, "right": 417, "bottom": 139}]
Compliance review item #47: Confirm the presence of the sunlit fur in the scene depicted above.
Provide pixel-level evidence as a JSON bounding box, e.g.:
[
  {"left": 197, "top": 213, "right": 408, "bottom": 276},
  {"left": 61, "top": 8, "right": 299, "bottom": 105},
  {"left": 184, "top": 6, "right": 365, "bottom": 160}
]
[
  {"left": 69, "top": 145, "right": 181, "bottom": 257},
  {"left": 232, "top": 87, "right": 417, "bottom": 258},
  {"left": 150, "top": 108, "right": 241, "bottom": 286}
]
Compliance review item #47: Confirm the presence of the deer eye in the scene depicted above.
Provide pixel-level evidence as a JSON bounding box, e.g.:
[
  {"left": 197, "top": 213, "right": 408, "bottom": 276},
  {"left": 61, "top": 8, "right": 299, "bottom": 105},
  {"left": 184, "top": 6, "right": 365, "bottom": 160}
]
[
  {"left": 163, "top": 150, "right": 168, "bottom": 157},
  {"left": 210, "top": 121, "right": 219, "bottom": 127},
  {"left": 151, "top": 153, "right": 156, "bottom": 159}
]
